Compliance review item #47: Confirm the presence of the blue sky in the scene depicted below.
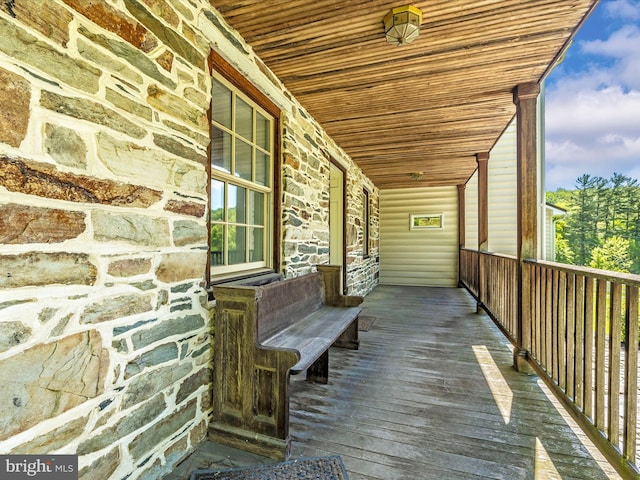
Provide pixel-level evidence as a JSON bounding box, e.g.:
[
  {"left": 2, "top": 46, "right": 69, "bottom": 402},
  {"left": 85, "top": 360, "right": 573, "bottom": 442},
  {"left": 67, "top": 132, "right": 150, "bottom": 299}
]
[{"left": 544, "top": 0, "right": 640, "bottom": 190}]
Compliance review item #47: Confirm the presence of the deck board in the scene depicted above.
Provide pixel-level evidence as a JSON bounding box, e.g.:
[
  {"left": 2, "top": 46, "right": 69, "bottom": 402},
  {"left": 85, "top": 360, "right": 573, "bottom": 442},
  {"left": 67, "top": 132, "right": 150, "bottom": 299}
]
[
  {"left": 288, "top": 285, "right": 620, "bottom": 479},
  {"left": 166, "top": 285, "right": 621, "bottom": 480}
]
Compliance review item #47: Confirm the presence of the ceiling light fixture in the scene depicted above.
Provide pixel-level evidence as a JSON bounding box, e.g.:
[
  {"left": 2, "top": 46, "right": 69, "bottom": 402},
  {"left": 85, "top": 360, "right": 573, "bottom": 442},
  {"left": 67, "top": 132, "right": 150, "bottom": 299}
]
[{"left": 383, "top": 5, "right": 423, "bottom": 46}]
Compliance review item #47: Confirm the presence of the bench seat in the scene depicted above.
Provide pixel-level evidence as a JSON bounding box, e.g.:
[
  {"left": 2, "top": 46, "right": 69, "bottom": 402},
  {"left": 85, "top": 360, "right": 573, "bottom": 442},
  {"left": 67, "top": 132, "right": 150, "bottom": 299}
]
[
  {"left": 262, "top": 305, "right": 361, "bottom": 373},
  {"left": 209, "top": 265, "right": 363, "bottom": 460}
]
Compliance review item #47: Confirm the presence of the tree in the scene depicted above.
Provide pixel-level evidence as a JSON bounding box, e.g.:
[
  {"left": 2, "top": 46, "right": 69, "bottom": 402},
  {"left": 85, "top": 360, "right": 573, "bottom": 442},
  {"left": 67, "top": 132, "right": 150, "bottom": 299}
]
[
  {"left": 548, "top": 173, "right": 640, "bottom": 274},
  {"left": 566, "top": 175, "right": 600, "bottom": 265},
  {"left": 546, "top": 188, "right": 573, "bottom": 211},
  {"left": 554, "top": 220, "right": 574, "bottom": 264},
  {"left": 589, "top": 236, "right": 632, "bottom": 273}
]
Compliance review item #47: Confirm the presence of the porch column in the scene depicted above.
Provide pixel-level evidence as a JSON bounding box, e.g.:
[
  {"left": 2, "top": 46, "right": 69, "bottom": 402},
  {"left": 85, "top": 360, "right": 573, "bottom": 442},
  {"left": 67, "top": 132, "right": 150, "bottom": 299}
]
[
  {"left": 476, "top": 152, "right": 489, "bottom": 311},
  {"left": 477, "top": 152, "right": 489, "bottom": 252},
  {"left": 457, "top": 183, "right": 466, "bottom": 287},
  {"left": 513, "top": 82, "right": 540, "bottom": 372}
]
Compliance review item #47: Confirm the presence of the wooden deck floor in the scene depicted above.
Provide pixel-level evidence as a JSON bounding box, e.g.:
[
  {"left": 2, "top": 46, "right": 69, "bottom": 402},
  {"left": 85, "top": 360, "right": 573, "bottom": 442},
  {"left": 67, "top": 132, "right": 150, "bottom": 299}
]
[{"left": 167, "top": 285, "right": 622, "bottom": 480}]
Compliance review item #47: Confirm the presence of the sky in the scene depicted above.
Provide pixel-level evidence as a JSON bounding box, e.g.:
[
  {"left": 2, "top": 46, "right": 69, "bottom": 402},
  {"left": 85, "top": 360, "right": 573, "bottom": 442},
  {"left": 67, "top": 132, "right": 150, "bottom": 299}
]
[{"left": 544, "top": 0, "right": 640, "bottom": 191}]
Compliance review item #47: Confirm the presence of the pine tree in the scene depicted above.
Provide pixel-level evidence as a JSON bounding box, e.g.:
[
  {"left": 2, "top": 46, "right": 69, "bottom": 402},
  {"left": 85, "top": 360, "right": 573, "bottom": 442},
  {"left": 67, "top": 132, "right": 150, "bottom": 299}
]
[
  {"left": 550, "top": 173, "right": 640, "bottom": 274},
  {"left": 567, "top": 175, "right": 599, "bottom": 265},
  {"left": 592, "top": 176, "right": 609, "bottom": 241}
]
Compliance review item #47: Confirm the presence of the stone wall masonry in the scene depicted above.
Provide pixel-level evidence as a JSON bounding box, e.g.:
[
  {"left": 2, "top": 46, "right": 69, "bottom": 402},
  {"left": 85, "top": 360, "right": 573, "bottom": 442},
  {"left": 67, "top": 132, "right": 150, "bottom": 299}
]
[
  {"left": 0, "top": 1, "right": 378, "bottom": 479},
  {"left": 280, "top": 109, "right": 380, "bottom": 294},
  {"left": 0, "top": 1, "right": 212, "bottom": 479}
]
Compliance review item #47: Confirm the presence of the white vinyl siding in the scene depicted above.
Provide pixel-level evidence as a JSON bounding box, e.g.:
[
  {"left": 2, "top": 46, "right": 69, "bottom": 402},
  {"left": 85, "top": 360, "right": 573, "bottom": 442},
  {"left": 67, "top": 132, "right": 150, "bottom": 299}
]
[
  {"left": 544, "top": 204, "right": 565, "bottom": 261},
  {"left": 487, "top": 120, "right": 517, "bottom": 256},
  {"left": 545, "top": 208, "right": 556, "bottom": 261},
  {"left": 465, "top": 171, "right": 479, "bottom": 250},
  {"left": 380, "top": 187, "right": 458, "bottom": 287},
  {"left": 464, "top": 119, "right": 518, "bottom": 256}
]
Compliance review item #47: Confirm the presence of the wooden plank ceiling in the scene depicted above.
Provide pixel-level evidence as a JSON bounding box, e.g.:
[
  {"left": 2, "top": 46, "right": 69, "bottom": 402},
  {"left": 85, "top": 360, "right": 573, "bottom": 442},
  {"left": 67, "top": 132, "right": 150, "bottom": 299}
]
[{"left": 210, "top": 0, "right": 598, "bottom": 190}]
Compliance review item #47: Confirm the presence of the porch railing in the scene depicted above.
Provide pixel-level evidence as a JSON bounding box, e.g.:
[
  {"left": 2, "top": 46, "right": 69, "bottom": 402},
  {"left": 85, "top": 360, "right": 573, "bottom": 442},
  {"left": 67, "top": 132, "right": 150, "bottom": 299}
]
[
  {"left": 460, "top": 249, "right": 640, "bottom": 476},
  {"left": 459, "top": 249, "right": 518, "bottom": 341}
]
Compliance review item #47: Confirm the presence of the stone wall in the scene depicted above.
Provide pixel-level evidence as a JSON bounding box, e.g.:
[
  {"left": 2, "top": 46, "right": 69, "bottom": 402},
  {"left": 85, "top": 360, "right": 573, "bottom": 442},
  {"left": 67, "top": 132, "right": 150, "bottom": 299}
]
[
  {"left": 280, "top": 107, "right": 380, "bottom": 294},
  {"left": 0, "top": 1, "right": 378, "bottom": 479}
]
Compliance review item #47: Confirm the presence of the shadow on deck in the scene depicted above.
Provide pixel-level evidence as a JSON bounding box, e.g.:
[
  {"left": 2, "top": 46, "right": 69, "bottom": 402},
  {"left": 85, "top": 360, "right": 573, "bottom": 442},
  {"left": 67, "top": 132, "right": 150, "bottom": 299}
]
[{"left": 167, "top": 285, "right": 621, "bottom": 479}]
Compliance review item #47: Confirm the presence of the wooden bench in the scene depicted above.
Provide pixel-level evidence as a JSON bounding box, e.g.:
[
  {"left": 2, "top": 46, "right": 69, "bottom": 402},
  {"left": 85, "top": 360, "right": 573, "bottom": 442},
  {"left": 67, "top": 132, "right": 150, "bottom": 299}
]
[{"left": 209, "top": 265, "right": 363, "bottom": 459}]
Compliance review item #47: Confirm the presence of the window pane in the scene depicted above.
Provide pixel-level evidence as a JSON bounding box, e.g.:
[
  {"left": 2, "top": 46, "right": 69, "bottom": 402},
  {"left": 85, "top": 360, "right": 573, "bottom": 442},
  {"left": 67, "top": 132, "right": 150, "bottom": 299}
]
[
  {"left": 236, "top": 97, "right": 253, "bottom": 141},
  {"left": 211, "top": 127, "right": 231, "bottom": 173},
  {"left": 235, "top": 139, "right": 252, "bottom": 181},
  {"left": 255, "top": 150, "right": 269, "bottom": 186},
  {"left": 212, "top": 79, "right": 232, "bottom": 129},
  {"left": 256, "top": 112, "right": 270, "bottom": 150},
  {"left": 209, "top": 72, "right": 275, "bottom": 278},
  {"left": 228, "top": 185, "right": 246, "bottom": 224},
  {"left": 229, "top": 225, "right": 246, "bottom": 264},
  {"left": 210, "top": 224, "right": 224, "bottom": 266},
  {"left": 211, "top": 179, "right": 224, "bottom": 221},
  {"left": 249, "top": 191, "right": 264, "bottom": 226},
  {"left": 249, "top": 227, "right": 264, "bottom": 262}
]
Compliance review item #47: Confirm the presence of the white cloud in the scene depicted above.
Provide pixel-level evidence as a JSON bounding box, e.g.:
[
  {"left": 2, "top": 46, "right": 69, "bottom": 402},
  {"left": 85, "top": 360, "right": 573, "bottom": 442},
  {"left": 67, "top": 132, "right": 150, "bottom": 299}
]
[
  {"left": 580, "top": 25, "right": 640, "bottom": 88},
  {"left": 545, "top": 87, "right": 640, "bottom": 189},
  {"left": 546, "top": 87, "right": 640, "bottom": 138},
  {"left": 604, "top": 0, "right": 640, "bottom": 20},
  {"left": 544, "top": 19, "right": 640, "bottom": 190}
]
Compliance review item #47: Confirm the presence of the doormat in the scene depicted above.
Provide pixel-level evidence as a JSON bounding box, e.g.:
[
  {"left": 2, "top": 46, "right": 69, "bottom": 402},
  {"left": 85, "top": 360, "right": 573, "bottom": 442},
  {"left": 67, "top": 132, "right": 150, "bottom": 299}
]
[
  {"left": 358, "top": 315, "right": 376, "bottom": 332},
  {"left": 189, "top": 455, "right": 349, "bottom": 480}
]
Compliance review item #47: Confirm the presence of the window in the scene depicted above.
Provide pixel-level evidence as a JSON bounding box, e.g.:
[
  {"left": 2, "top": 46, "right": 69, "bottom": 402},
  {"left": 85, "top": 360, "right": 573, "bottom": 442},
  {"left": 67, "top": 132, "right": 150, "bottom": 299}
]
[
  {"left": 209, "top": 68, "right": 278, "bottom": 280},
  {"left": 363, "top": 188, "right": 370, "bottom": 258}
]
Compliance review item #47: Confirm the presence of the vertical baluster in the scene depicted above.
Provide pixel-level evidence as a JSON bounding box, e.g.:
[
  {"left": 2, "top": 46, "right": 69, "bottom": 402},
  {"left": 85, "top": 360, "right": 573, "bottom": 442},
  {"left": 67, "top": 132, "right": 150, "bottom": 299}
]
[
  {"left": 566, "top": 273, "right": 576, "bottom": 399},
  {"left": 558, "top": 272, "right": 567, "bottom": 391},
  {"left": 538, "top": 265, "right": 545, "bottom": 365},
  {"left": 545, "top": 268, "right": 553, "bottom": 374},
  {"left": 595, "top": 279, "right": 608, "bottom": 431},
  {"left": 575, "top": 275, "right": 585, "bottom": 408},
  {"left": 501, "top": 258, "right": 504, "bottom": 329},
  {"left": 476, "top": 253, "right": 480, "bottom": 303},
  {"left": 490, "top": 257, "right": 500, "bottom": 330},
  {"left": 552, "top": 269, "right": 560, "bottom": 382},
  {"left": 495, "top": 257, "right": 500, "bottom": 327},
  {"left": 540, "top": 266, "right": 546, "bottom": 367},
  {"left": 492, "top": 257, "right": 496, "bottom": 320},
  {"left": 481, "top": 253, "right": 487, "bottom": 307},
  {"left": 584, "top": 276, "right": 594, "bottom": 419},
  {"left": 608, "top": 282, "right": 622, "bottom": 448},
  {"left": 503, "top": 258, "right": 507, "bottom": 332},
  {"left": 508, "top": 258, "right": 512, "bottom": 334},
  {"left": 532, "top": 264, "right": 539, "bottom": 360},
  {"left": 623, "top": 285, "right": 638, "bottom": 462},
  {"left": 512, "top": 259, "right": 518, "bottom": 337}
]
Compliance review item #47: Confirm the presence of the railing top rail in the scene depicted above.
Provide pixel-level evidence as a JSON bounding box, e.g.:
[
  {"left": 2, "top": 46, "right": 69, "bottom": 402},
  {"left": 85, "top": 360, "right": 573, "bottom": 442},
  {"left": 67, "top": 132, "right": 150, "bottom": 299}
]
[
  {"left": 460, "top": 248, "right": 517, "bottom": 261},
  {"left": 526, "top": 258, "right": 640, "bottom": 287}
]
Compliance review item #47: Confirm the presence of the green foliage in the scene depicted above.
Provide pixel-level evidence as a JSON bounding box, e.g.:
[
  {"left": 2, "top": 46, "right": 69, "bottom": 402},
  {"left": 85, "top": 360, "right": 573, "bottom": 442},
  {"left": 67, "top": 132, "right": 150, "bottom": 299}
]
[
  {"left": 548, "top": 173, "right": 640, "bottom": 274},
  {"left": 554, "top": 220, "right": 575, "bottom": 264},
  {"left": 589, "top": 236, "right": 632, "bottom": 273},
  {"left": 546, "top": 188, "right": 573, "bottom": 211}
]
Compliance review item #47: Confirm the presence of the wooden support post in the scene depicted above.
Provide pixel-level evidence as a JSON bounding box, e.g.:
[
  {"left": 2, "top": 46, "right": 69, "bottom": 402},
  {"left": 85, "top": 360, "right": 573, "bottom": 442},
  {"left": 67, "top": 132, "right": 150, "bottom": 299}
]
[
  {"left": 458, "top": 183, "right": 466, "bottom": 287},
  {"left": 477, "top": 152, "right": 489, "bottom": 253},
  {"left": 477, "top": 152, "right": 489, "bottom": 312},
  {"left": 513, "top": 82, "right": 540, "bottom": 373}
]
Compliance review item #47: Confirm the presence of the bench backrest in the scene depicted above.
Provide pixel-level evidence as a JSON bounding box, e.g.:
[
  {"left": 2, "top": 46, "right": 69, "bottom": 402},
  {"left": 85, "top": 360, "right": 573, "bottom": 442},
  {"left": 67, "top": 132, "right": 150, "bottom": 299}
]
[{"left": 256, "top": 271, "right": 325, "bottom": 342}]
